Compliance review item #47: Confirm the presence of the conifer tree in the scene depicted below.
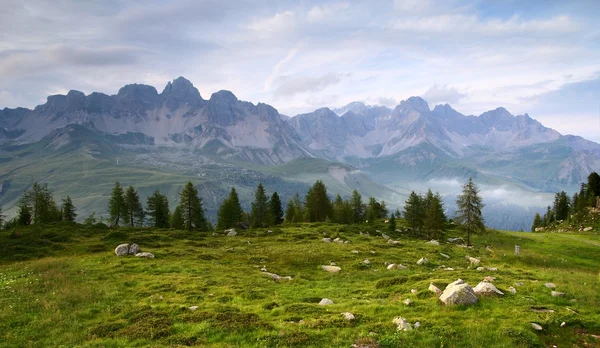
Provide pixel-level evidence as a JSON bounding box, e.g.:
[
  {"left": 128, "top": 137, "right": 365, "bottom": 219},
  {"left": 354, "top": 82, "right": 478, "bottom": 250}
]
[
  {"left": 587, "top": 172, "right": 600, "bottom": 201},
  {"left": 553, "top": 191, "right": 570, "bottom": 221},
  {"left": 146, "top": 190, "right": 170, "bottom": 228},
  {"left": 170, "top": 206, "right": 184, "bottom": 230},
  {"left": 61, "top": 196, "right": 77, "bottom": 222},
  {"left": 531, "top": 213, "right": 542, "bottom": 231},
  {"left": 217, "top": 187, "right": 244, "bottom": 230},
  {"left": 178, "top": 182, "right": 207, "bottom": 231},
  {"left": 268, "top": 192, "right": 284, "bottom": 225},
  {"left": 17, "top": 202, "right": 32, "bottom": 226},
  {"left": 424, "top": 192, "right": 446, "bottom": 239},
  {"left": 388, "top": 212, "right": 396, "bottom": 232},
  {"left": 455, "top": 178, "right": 485, "bottom": 246},
  {"left": 305, "top": 180, "right": 332, "bottom": 222},
  {"left": 22, "top": 183, "right": 60, "bottom": 224},
  {"left": 108, "top": 182, "right": 126, "bottom": 226},
  {"left": 285, "top": 198, "right": 296, "bottom": 224},
  {"left": 124, "top": 186, "right": 144, "bottom": 227},
  {"left": 403, "top": 191, "right": 424, "bottom": 236},
  {"left": 350, "top": 189, "right": 365, "bottom": 223},
  {"left": 251, "top": 183, "right": 269, "bottom": 228}
]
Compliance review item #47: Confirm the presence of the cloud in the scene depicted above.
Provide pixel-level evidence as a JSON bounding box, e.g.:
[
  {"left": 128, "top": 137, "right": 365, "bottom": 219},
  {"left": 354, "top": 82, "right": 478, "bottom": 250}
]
[
  {"left": 377, "top": 97, "right": 397, "bottom": 107},
  {"left": 307, "top": 2, "right": 350, "bottom": 22},
  {"left": 422, "top": 84, "right": 466, "bottom": 105},
  {"left": 264, "top": 47, "right": 300, "bottom": 92},
  {"left": 248, "top": 11, "right": 296, "bottom": 38},
  {"left": 273, "top": 73, "right": 347, "bottom": 98}
]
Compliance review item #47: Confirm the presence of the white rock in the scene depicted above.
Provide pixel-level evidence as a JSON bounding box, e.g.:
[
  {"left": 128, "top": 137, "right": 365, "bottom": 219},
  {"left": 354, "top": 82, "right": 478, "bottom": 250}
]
[
  {"left": 544, "top": 283, "right": 556, "bottom": 289},
  {"left": 476, "top": 267, "right": 485, "bottom": 271},
  {"left": 551, "top": 291, "right": 565, "bottom": 297},
  {"left": 381, "top": 233, "right": 390, "bottom": 240},
  {"left": 427, "top": 240, "right": 440, "bottom": 245},
  {"left": 267, "top": 230, "right": 273, "bottom": 233},
  {"left": 439, "top": 283, "right": 478, "bottom": 306},
  {"left": 263, "top": 272, "right": 292, "bottom": 281},
  {"left": 429, "top": 283, "right": 442, "bottom": 295},
  {"left": 135, "top": 252, "right": 154, "bottom": 258},
  {"left": 322, "top": 238, "right": 332, "bottom": 243},
  {"left": 417, "top": 257, "right": 429, "bottom": 265},
  {"left": 388, "top": 240, "right": 402, "bottom": 245},
  {"left": 473, "top": 282, "right": 504, "bottom": 296},
  {"left": 583, "top": 227, "right": 593, "bottom": 232},
  {"left": 351, "top": 250, "right": 359, "bottom": 254},
  {"left": 128, "top": 243, "right": 140, "bottom": 255},
  {"left": 440, "top": 253, "right": 450, "bottom": 259},
  {"left": 508, "top": 286, "right": 517, "bottom": 294},
  {"left": 225, "top": 229, "right": 237, "bottom": 237},
  {"left": 414, "top": 322, "right": 421, "bottom": 329},
  {"left": 446, "top": 279, "right": 465, "bottom": 289},
  {"left": 363, "top": 259, "right": 371, "bottom": 265},
  {"left": 319, "top": 298, "right": 334, "bottom": 306},
  {"left": 333, "top": 237, "right": 341, "bottom": 242},
  {"left": 445, "top": 268, "right": 455, "bottom": 271},
  {"left": 188, "top": 306, "right": 198, "bottom": 311},
  {"left": 387, "top": 264, "right": 407, "bottom": 270},
  {"left": 486, "top": 267, "right": 498, "bottom": 271},
  {"left": 393, "top": 316, "right": 412, "bottom": 331},
  {"left": 115, "top": 244, "right": 130, "bottom": 256},
  {"left": 531, "top": 323, "right": 543, "bottom": 331},
  {"left": 483, "top": 276, "right": 496, "bottom": 282},
  {"left": 403, "top": 299, "right": 413, "bottom": 305},
  {"left": 411, "top": 289, "right": 417, "bottom": 294},
  {"left": 514, "top": 282, "right": 524, "bottom": 287},
  {"left": 560, "top": 322, "right": 566, "bottom": 328},
  {"left": 341, "top": 312, "right": 355, "bottom": 321},
  {"left": 321, "top": 265, "right": 341, "bottom": 273},
  {"left": 466, "top": 256, "right": 481, "bottom": 265}
]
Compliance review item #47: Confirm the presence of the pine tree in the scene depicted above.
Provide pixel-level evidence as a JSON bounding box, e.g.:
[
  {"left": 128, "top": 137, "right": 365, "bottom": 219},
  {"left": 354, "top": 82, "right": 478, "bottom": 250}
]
[
  {"left": 217, "top": 187, "right": 244, "bottom": 230},
  {"left": 285, "top": 198, "right": 296, "bottom": 223},
  {"left": 553, "top": 191, "right": 570, "bottom": 221},
  {"left": 350, "top": 189, "right": 365, "bottom": 223},
  {"left": 305, "top": 180, "right": 332, "bottom": 222},
  {"left": 108, "top": 182, "right": 126, "bottom": 226},
  {"left": 333, "top": 194, "right": 345, "bottom": 224},
  {"left": 124, "top": 186, "right": 144, "bottom": 227},
  {"left": 170, "top": 206, "right": 184, "bottom": 230},
  {"left": 251, "top": 183, "right": 269, "bottom": 228},
  {"left": 455, "top": 178, "right": 485, "bottom": 246},
  {"left": 388, "top": 212, "right": 396, "bottom": 232},
  {"left": 83, "top": 212, "right": 97, "bottom": 225},
  {"left": 61, "top": 196, "right": 77, "bottom": 222},
  {"left": 268, "top": 192, "right": 284, "bottom": 225},
  {"left": 178, "top": 182, "right": 207, "bottom": 231},
  {"left": 403, "top": 191, "right": 424, "bottom": 236},
  {"left": 424, "top": 192, "right": 446, "bottom": 239},
  {"left": 17, "top": 202, "right": 32, "bottom": 226},
  {"left": 22, "top": 183, "right": 60, "bottom": 224},
  {"left": 146, "top": 190, "right": 170, "bottom": 228},
  {"left": 587, "top": 172, "right": 600, "bottom": 200},
  {"left": 531, "top": 213, "right": 542, "bottom": 232}
]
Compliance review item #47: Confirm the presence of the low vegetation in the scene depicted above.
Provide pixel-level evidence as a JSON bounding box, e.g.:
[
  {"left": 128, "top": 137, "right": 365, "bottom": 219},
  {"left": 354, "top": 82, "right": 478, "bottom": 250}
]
[{"left": 0, "top": 221, "right": 599, "bottom": 347}]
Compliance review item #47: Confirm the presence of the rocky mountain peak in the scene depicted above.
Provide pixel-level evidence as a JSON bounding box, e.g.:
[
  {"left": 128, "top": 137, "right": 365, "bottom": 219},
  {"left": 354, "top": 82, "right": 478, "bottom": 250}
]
[
  {"left": 161, "top": 76, "right": 203, "bottom": 111},
  {"left": 209, "top": 90, "right": 238, "bottom": 104},
  {"left": 398, "top": 96, "right": 430, "bottom": 114}
]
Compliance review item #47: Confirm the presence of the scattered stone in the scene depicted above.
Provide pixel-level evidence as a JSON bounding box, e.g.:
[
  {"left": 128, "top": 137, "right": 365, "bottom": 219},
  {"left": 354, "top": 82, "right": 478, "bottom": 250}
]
[
  {"left": 427, "top": 240, "right": 440, "bottom": 245},
  {"left": 225, "top": 229, "right": 237, "bottom": 237},
  {"left": 341, "top": 312, "right": 355, "bottom": 321},
  {"left": 483, "top": 276, "right": 496, "bottom": 282},
  {"left": 445, "top": 267, "right": 455, "bottom": 271},
  {"left": 583, "top": 227, "right": 593, "bottom": 232},
  {"left": 319, "top": 298, "right": 334, "bottom": 306},
  {"left": 381, "top": 233, "right": 390, "bottom": 240},
  {"left": 417, "top": 257, "right": 429, "bottom": 265},
  {"left": 447, "top": 237, "right": 465, "bottom": 244},
  {"left": 393, "top": 316, "right": 412, "bottom": 331},
  {"left": 330, "top": 261, "right": 336, "bottom": 265},
  {"left": 544, "top": 283, "right": 556, "bottom": 289},
  {"left": 486, "top": 267, "right": 498, "bottom": 271},
  {"left": 551, "top": 291, "right": 565, "bottom": 297},
  {"left": 335, "top": 239, "right": 345, "bottom": 244},
  {"left": 508, "top": 286, "right": 517, "bottom": 294},
  {"left": 387, "top": 264, "right": 407, "bottom": 270},
  {"left": 263, "top": 272, "right": 292, "bottom": 281},
  {"left": 403, "top": 298, "right": 413, "bottom": 305},
  {"left": 531, "top": 307, "right": 555, "bottom": 313},
  {"left": 429, "top": 283, "right": 442, "bottom": 295},
  {"left": 322, "top": 238, "right": 332, "bottom": 243},
  {"left": 135, "top": 252, "right": 154, "bottom": 258},
  {"left": 376, "top": 230, "right": 381, "bottom": 233},
  {"left": 261, "top": 266, "right": 268, "bottom": 272},
  {"left": 476, "top": 267, "right": 485, "bottom": 271},
  {"left": 414, "top": 322, "right": 421, "bottom": 329},
  {"left": 352, "top": 250, "right": 360, "bottom": 254},
  {"left": 440, "top": 253, "right": 450, "bottom": 259},
  {"left": 370, "top": 251, "right": 376, "bottom": 254},
  {"left": 486, "top": 246, "right": 493, "bottom": 252},
  {"left": 561, "top": 322, "right": 567, "bottom": 328},
  {"left": 188, "top": 306, "right": 198, "bottom": 311},
  {"left": 344, "top": 241, "right": 350, "bottom": 244},
  {"left": 473, "top": 282, "right": 504, "bottom": 296},
  {"left": 395, "top": 229, "right": 402, "bottom": 233},
  {"left": 466, "top": 256, "right": 481, "bottom": 265},
  {"left": 514, "top": 282, "right": 524, "bottom": 287},
  {"left": 115, "top": 244, "right": 130, "bottom": 256},
  {"left": 411, "top": 289, "right": 417, "bottom": 294},
  {"left": 531, "top": 323, "right": 543, "bottom": 331},
  {"left": 439, "top": 281, "right": 478, "bottom": 306},
  {"left": 363, "top": 259, "right": 371, "bottom": 265},
  {"left": 322, "top": 265, "right": 342, "bottom": 273},
  {"left": 128, "top": 243, "right": 140, "bottom": 255},
  {"left": 267, "top": 230, "right": 273, "bottom": 233},
  {"left": 333, "top": 237, "right": 341, "bottom": 242},
  {"left": 387, "top": 240, "right": 401, "bottom": 245}
]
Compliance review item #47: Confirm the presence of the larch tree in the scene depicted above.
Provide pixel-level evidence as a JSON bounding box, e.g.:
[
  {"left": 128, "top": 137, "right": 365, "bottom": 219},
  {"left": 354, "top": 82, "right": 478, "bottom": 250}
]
[
  {"left": 108, "top": 182, "right": 126, "bottom": 226},
  {"left": 424, "top": 191, "right": 446, "bottom": 239},
  {"left": 146, "top": 190, "right": 170, "bottom": 228},
  {"left": 268, "top": 192, "right": 284, "bottom": 226},
  {"left": 170, "top": 206, "right": 184, "bottom": 230},
  {"left": 217, "top": 187, "right": 244, "bottom": 230},
  {"left": 305, "top": 180, "right": 332, "bottom": 222},
  {"left": 124, "top": 186, "right": 144, "bottom": 227},
  {"left": 403, "top": 191, "right": 424, "bottom": 236},
  {"left": 178, "top": 182, "right": 208, "bottom": 231},
  {"left": 251, "top": 183, "right": 269, "bottom": 228},
  {"left": 455, "top": 177, "right": 485, "bottom": 246},
  {"left": 61, "top": 196, "right": 77, "bottom": 222},
  {"left": 350, "top": 189, "right": 365, "bottom": 223}
]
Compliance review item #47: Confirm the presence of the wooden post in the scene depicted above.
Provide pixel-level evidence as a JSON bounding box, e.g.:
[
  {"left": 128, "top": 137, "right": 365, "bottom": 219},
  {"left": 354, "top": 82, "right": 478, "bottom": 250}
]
[{"left": 515, "top": 245, "right": 520, "bottom": 255}]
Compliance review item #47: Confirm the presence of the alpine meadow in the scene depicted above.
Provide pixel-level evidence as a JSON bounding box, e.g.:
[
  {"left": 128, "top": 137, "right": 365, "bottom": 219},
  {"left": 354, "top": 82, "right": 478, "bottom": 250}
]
[{"left": 1, "top": 1, "right": 600, "bottom": 347}]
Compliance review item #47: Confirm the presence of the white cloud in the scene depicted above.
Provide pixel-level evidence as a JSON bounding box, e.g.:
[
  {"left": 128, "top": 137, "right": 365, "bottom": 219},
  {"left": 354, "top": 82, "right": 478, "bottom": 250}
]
[
  {"left": 248, "top": 11, "right": 296, "bottom": 37},
  {"left": 307, "top": 2, "right": 349, "bottom": 22},
  {"left": 273, "top": 72, "right": 347, "bottom": 97},
  {"left": 264, "top": 47, "right": 300, "bottom": 92},
  {"left": 422, "top": 84, "right": 466, "bottom": 105}
]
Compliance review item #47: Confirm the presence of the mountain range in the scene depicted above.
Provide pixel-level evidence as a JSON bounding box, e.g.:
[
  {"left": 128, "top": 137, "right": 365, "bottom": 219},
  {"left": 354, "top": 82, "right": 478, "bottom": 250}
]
[{"left": 1, "top": 76, "right": 599, "bottom": 230}]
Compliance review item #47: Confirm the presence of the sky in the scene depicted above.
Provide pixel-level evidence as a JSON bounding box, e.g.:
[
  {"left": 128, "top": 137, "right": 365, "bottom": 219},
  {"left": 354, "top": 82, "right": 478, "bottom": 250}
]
[{"left": 1, "top": 0, "right": 600, "bottom": 141}]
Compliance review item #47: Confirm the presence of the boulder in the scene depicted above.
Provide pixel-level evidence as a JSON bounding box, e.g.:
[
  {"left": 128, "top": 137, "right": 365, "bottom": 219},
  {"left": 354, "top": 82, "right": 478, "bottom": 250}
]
[
  {"left": 225, "top": 229, "right": 237, "bottom": 237},
  {"left": 387, "top": 239, "right": 401, "bottom": 245},
  {"left": 473, "top": 282, "right": 504, "bottom": 296},
  {"left": 583, "top": 227, "right": 593, "bottom": 232},
  {"left": 188, "top": 306, "right": 199, "bottom": 311},
  {"left": 115, "top": 244, "right": 130, "bottom": 256},
  {"left": 446, "top": 279, "right": 465, "bottom": 288},
  {"left": 486, "top": 267, "right": 498, "bottom": 271},
  {"left": 363, "top": 259, "right": 371, "bottom": 265},
  {"left": 128, "top": 243, "right": 140, "bottom": 255},
  {"left": 531, "top": 323, "right": 543, "bottom": 331},
  {"left": 428, "top": 283, "right": 442, "bottom": 295},
  {"left": 508, "top": 286, "right": 517, "bottom": 294},
  {"left": 447, "top": 237, "right": 465, "bottom": 244},
  {"left": 322, "top": 238, "right": 332, "bottom": 243},
  {"left": 466, "top": 256, "right": 480, "bottom": 265},
  {"left": 561, "top": 322, "right": 567, "bottom": 328},
  {"left": 414, "top": 322, "right": 421, "bottom": 329},
  {"left": 351, "top": 250, "right": 359, "bottom": 254},
  {"left": 393, "top": 316, "right": 412, "bottom": 331},
  {"left": 321, "top": 265, "right": 341, "bottom": 273},
  {"left": 381, "top": 233, "right": 390, "bottom": 240},
  {"left": 544, "top": 283, "right": 556, "bottom": 289},
  {"left": 416, "top": 257, "right": 429, "bottom": 265},
  {"left": 387, "top": 264, "right": 407, "bottom": 270},
  {"left": 551, "top": 291, "right": 565, "bottom": 297},
  {"left": 263, "top": 272, "right": 292, "bottom": 281},
  {"left": 534, "top": 227, "right": 545, "bottom": 232},
  {"left": 476, "top": 267, "right": 485, "bottom": 271},
  {"left": 333, "top": 237, "right": 341, "bottom": 242},
  {"left": 427, "top": 240, "right": 440, "bottom": 245},
  {"left": 440, "top": 253, "right": 450, "bottom": 259},
  {"left": 403, "top": 299, "right": 413, "bottom": 305},
  {"left": 411, "top": 289, "right": 417, "bottom": 294},
  {"left": 135, "top": 252, "right": 154, "bottom": 258},
  {"left": 439, "top": 281, "right": 478, "bottom": 306},
  {"left": 319, "top": 298, "right": 334, "bottom": 306},
  {"left": 341, "top": 312, "right": 355, "bottom": 321},
  {"left": 483, "top": 276, "right": 496, "bottom": 282}
]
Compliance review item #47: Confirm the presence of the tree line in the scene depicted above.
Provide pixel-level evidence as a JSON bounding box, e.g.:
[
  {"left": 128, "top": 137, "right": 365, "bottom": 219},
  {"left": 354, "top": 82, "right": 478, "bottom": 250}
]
[{"left": 531, "top": 172, "right": 600, "bottom": 231}]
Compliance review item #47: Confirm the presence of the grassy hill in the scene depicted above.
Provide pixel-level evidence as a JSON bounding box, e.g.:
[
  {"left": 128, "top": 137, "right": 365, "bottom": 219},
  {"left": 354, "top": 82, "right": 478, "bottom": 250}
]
[{"left": 0, "top": 223, "right": 599, "bottom": 347}]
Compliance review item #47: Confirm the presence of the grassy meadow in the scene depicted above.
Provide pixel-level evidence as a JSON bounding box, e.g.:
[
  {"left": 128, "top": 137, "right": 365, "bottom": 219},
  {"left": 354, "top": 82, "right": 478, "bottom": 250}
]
[{"left": 0, "top": 222, "right": 599, "bottom": 347}]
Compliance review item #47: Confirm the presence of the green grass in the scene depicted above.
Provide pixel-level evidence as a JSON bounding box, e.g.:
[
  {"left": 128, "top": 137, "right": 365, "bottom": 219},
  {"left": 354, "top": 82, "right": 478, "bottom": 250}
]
[{"left": 0, "top": 222, "right": 599, "bottom": 347}]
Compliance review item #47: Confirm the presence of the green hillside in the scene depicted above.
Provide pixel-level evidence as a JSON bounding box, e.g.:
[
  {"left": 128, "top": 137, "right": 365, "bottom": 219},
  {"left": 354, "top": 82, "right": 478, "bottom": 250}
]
[{"left": 0, "top": 223, "right": 598, "bottom": 347}]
